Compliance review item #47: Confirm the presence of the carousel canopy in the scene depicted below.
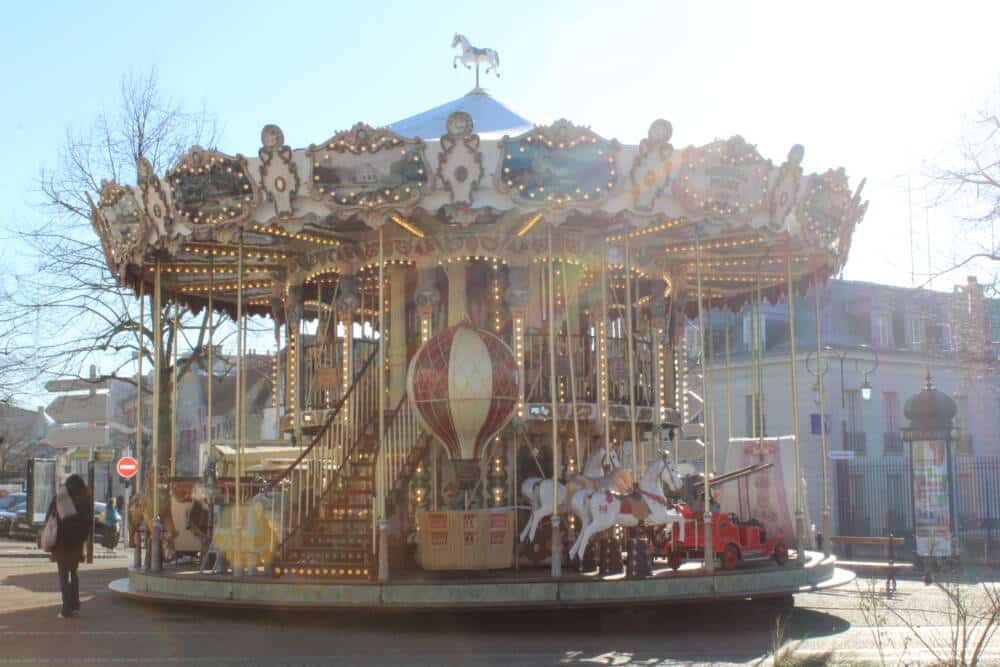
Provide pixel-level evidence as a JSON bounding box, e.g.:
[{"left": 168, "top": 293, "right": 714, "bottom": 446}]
[
  {"left": 389, "top": 88, "right": 532, "bottom": 140},
  {"left": 89, "top": 70, "right": 867, "bottom": 320}
]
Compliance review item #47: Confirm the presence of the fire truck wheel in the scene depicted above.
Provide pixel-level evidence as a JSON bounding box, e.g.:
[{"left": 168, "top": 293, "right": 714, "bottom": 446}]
[
  {"left": 667, "top": 548, "right": 684, "bottom": 571},
  {"left": 722, "top": 544, "right": 740, "bottom": 570},
  {"left": 773, "top": 541, "right": 789, "bottom": 566}
]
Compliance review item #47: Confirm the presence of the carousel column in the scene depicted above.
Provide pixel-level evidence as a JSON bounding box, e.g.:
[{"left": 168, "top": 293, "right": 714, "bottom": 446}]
[
  {"left": 388, "top": 264, "right": 407, "bottom": 405},
  {"left": 415, "top": 268, "right": 439, "bottom": 344},
  {"left": 377, "top": 227, "right": 389, "bottom": 583},
  {"left": 150, "top": 258, "right": 163, "bottom": 573},
  {"left": 786, "top": 257, "right": 805, "bottom": 561},
  {"left": 599, "top": 244, "right": 610, "bottom": 459},
  {"left": 546, "top": 228, "right": 561, "bottom": 578},
  {"left": 446, "top": 262, "right": 467, "bottom": 326},
  {"left": 651, "top": 289, "right": 668, "bottom": 430},
  {"left": 133, "top": 275, "right": 144, "bottom": 569},
  {"left": 505, "top": 266, "right": 530, "bottom": 422},
  {"left": 813, "top": 276, "right": 831, "bottom": 557},
  {"left": 694, "top": 238, "right": 714, "bottom": 575},
  {"left": 285, "top": 285, "right": 304, "bottom": 445}
]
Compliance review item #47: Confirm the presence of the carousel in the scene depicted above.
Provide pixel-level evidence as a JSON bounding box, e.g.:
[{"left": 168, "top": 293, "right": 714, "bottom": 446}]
[{"left": 104, "top": 38, "right": 861, "bottom": 609}]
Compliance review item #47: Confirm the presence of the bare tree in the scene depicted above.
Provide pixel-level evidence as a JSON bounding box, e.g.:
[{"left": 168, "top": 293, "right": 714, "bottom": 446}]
[
  {"left": 0, "top": 70, "right": 227, "bottom": 513},
  {"left": 934, "top": 103, "right": 1000, "bottom": 296}
]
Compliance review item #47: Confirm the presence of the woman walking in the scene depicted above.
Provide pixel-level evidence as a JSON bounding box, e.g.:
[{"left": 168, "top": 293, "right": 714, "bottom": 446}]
[{"left": 43, "top": 474, "right": 93, "bottom": 618}]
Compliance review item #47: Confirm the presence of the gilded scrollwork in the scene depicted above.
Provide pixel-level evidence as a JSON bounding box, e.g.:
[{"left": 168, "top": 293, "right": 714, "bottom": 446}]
[
  {"left": 258, "top": 124, "right": 300, "bottom": 219},
  {"left": 629, "top": 119, "right": 674, "bottom": 212},
  {"left": 437, "top": 111, "right": 483, "bottom": 206}
]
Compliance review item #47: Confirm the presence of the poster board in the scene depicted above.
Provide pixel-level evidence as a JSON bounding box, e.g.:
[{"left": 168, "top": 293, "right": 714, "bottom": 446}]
[
  {"left": 26, "top": 458, "right": 56, "bottom": 525},
  {"left": 416, "top": 509, "right": 514, "bottom": 570},
  {"left": 911, "top": 440, "right": 953, "bottom": 557}
]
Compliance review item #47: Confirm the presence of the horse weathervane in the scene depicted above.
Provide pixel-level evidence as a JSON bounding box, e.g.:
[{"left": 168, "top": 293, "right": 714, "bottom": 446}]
[{"left": 451, "top": 33, "right": 500, "bottom": 91}]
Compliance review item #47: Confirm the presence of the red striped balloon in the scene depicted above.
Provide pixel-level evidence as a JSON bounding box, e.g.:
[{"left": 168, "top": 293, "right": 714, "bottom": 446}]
[{"left": 407, "top": 321, "right": 518, "bottom": 461}]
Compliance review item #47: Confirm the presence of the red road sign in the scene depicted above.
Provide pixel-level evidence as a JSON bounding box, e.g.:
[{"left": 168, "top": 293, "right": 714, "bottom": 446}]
[{"left": 116, "top": 456, "right": 139, "bottom": 479}]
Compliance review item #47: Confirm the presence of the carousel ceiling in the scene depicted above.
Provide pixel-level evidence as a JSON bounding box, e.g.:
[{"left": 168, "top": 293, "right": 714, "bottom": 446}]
[{"left": 89, "top": 89, "right": 867, "bottom": 317}]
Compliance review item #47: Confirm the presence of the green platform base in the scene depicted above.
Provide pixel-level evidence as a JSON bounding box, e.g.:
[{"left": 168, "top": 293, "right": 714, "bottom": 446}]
[{"left": 111, "top": 551, "right": 853, "bottom": 611}]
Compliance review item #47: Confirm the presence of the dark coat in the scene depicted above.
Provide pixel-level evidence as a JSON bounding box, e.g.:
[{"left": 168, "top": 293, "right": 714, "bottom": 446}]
[{"left": 45, "top": 492, "right": 93, "bottom": 567}]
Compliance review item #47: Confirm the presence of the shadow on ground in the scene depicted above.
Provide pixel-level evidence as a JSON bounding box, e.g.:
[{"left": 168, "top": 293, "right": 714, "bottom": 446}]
[{"left": 3, "top": 564, "right": 852, "bottom": 665}]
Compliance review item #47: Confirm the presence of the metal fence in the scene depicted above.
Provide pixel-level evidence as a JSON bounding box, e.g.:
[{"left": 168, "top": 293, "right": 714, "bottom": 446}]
[{"left": 836, "top": 454, "right": 1000, "bottom": 552}]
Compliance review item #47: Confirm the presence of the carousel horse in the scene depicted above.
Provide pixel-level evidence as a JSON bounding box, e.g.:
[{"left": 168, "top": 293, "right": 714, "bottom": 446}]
[
  {"left": 519, "top": 446, "right": 623, "bottom": 544},
  {"left": 126, "top": 468, "right": 178, "bottom": 559},
  {"left": 451, "top": 33, "right": 500, "bottom": 78},
  {"left": 568, "top": 452, "right": 686, "bottom": 562}
]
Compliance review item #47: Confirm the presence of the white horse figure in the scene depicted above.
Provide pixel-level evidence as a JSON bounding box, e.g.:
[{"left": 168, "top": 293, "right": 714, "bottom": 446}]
[
  {"left": 451, "top": 33, "right": 500, "bottom": 80},
  {"left": 519, "top": 447, "right": 622, "bottom": 544},
  {"left": 568, "top": 452, "right": 686, "bottom": 562}
]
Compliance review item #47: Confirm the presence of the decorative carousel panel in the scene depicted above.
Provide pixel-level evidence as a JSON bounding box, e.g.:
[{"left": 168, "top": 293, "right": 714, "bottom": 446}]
[
  {"left": 258, "top": 124, "right": 300, "bottom": 219},
  {"left": 437, "top": 112, "right": 483, "bottom": 206},
  {"left": 96, "top": 180, "right": 147, "bottom": 268},
  {"left": 796, "top": 168, "right": 866, "bottom": 252},
  {"left": 307, "top": 123, "right": 429, "bottom": 212},
  {"left": 672, "top": 136, "right": 772, "bottom": 223},
  {"left": 166, "top": 147, "right": 258, "bottom": 228},
  {"left": 138, "top": 157, "right": 176, "bottom": 243},
  {"left": 497, "top": 119, "right": 620, "bottom": 206}
]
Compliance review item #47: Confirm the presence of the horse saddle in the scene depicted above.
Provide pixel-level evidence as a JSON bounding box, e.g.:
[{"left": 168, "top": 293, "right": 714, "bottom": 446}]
[{"left": 607, "top": 490, "right": 651, "bottom": 522}]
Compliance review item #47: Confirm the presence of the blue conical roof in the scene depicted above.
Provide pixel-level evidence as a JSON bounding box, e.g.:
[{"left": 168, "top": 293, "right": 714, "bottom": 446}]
[{"left": 389, "top": 89, "right": 532, "bottom": 140}]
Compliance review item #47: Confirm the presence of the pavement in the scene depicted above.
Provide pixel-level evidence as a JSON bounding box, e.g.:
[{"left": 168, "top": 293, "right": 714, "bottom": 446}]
[{"left": 1, "top": 537, "right": 999, "bottom": 666}]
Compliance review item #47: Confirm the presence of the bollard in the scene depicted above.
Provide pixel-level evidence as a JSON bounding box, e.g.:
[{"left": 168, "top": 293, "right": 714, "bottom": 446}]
[
  {"left": 150, "top": 516, "right": 163, "bottom": 574},
  {"left": 135, "top": 525, "right": 145, "bottom": 571}
]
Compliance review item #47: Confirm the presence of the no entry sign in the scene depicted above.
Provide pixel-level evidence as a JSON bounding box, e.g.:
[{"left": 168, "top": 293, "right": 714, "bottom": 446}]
[{"left": 116, "top": 456, "right": 139, "bottom": 480}]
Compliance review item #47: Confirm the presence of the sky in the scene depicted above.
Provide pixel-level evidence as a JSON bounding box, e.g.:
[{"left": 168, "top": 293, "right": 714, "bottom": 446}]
[{"left": 2, "top": 0, "right": 999, "bottom": 404}]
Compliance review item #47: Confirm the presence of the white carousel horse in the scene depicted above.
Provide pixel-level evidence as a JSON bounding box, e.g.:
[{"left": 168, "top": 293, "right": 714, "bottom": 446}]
[
  {"left": 451, "top": 33, "right": 500, "bottom": 78},
  {"left": 519, "top": 447, "right": 622, "bottom": 544},
  {"left": 568, "top": 452, "right": 686, "bottom": 562}
]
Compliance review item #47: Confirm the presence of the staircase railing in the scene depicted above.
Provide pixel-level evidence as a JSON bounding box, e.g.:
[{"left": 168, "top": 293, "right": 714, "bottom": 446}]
[
  {"left": 372, "top": 392, "right": 424, "bottom": 540},
  {"left": 264, "top": 345, "right": 380, "bottom": 559}
]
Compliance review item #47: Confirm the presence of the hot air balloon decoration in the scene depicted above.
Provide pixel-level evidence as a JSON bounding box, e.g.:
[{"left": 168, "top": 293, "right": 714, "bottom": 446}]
[{"left": 407, "top": 321, "right": 518, "bottom": 484}]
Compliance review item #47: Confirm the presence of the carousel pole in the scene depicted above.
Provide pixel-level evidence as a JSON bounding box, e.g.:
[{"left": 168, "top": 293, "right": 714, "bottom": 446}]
[
  {"left": 695, "top": 238, "right": 714, "bottom": 574},
  {"left": 207, "top": 256, "right": 213, "bottom": 469},
  {"left": 135, "top": 277, "right": 144, "bottom": 500},
  {"left": 206, "top": 257, "right": 215, "bottom": 557},
  {"left": 813, "top": 274, "right": 831, "bottom": 557},
  {"left": 151, "top": 259, "right": 162, "bottom": 525},
  {"left": 624, "top": 238, "right": 639, "bottom": 479},
  {"left": 377, "top": 226, "right": 389, "bottom": 582},
  {"left": 560, "top": 263, "right": 581, "bottom": 473},
  {"left": 133, "top": 275, "right": 144, "bottom": 567},
  {"left": 724, "top": 307, "right": 734, "bottom": 460},
  {"left": 706, "top": 298, "right": 717, "bottom": 472},
  {"left": 600, "top": 241, "right": 611, "bottom": 465},
  {"left": 786, "top": 256, "right": 805, "bottom": 561},
  {"left": 171, "top": 302, "right": 179, "bottom": 479},
  {"left": 234, "top": 232, "right": 245, "bottom": 576},
  {"left": 547, "top": 227, "right": 562, "bottom": 578}
]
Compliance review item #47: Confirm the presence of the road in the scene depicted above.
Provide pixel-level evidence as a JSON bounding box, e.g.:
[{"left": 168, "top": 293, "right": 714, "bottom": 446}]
[{"left": 1, "top": 539, "right": 997, "bottom": 666}]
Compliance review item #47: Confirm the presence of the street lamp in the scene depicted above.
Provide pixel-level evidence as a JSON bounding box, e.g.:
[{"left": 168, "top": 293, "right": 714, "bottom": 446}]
[{"left": 860, "top": 378, "right": 873, "bottom": 402}]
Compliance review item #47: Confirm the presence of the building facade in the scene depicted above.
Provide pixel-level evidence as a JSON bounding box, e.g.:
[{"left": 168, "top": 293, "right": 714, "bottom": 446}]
[{"left": 702, "top": 276, "right": 999, "bottom": 534}]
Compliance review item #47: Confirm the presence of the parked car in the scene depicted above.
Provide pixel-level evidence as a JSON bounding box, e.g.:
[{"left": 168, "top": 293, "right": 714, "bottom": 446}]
[
  {"left": 7, "top": 504, "right": 35, "bottom": 541},
  {"left": 0, "top": 493, "right": 26, "bottom": 532},
  {"left": 8, "top": 499, "right": 119, "bottom": 548}
]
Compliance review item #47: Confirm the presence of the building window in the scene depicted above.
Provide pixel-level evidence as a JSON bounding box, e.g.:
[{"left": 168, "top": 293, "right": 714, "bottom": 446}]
[
  {"left": 909, "top": 317, "right": 923, "bottom": 347},
  {"left": 874, "top": 313, "right": 892, "bottom": 348},
  {"left": 844, "top": 389, "right": 866, "bottom": 454},
  {"left": 882, "top": 392, "right": 902, "bottom": 453}
]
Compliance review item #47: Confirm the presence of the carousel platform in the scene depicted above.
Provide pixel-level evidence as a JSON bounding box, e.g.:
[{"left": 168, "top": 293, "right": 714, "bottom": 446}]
[{"left": 109, "top": 551, "right": 854, "bottom": 611}]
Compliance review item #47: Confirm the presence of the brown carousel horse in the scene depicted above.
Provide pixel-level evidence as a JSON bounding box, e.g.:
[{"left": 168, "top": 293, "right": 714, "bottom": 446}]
[{"left": 127, "top": 468, "right": 179, "bottom": 560}]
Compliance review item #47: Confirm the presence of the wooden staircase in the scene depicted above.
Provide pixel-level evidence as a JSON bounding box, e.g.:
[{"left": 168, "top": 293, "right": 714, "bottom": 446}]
[{"left": 270, "top": 358, "right": 431, "bottom": 580}]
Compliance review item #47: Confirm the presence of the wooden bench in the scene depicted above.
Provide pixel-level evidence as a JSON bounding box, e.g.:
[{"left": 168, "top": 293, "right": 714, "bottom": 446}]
[{"left": 830, "top": 534, "right": 906, "bottom": 593}]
